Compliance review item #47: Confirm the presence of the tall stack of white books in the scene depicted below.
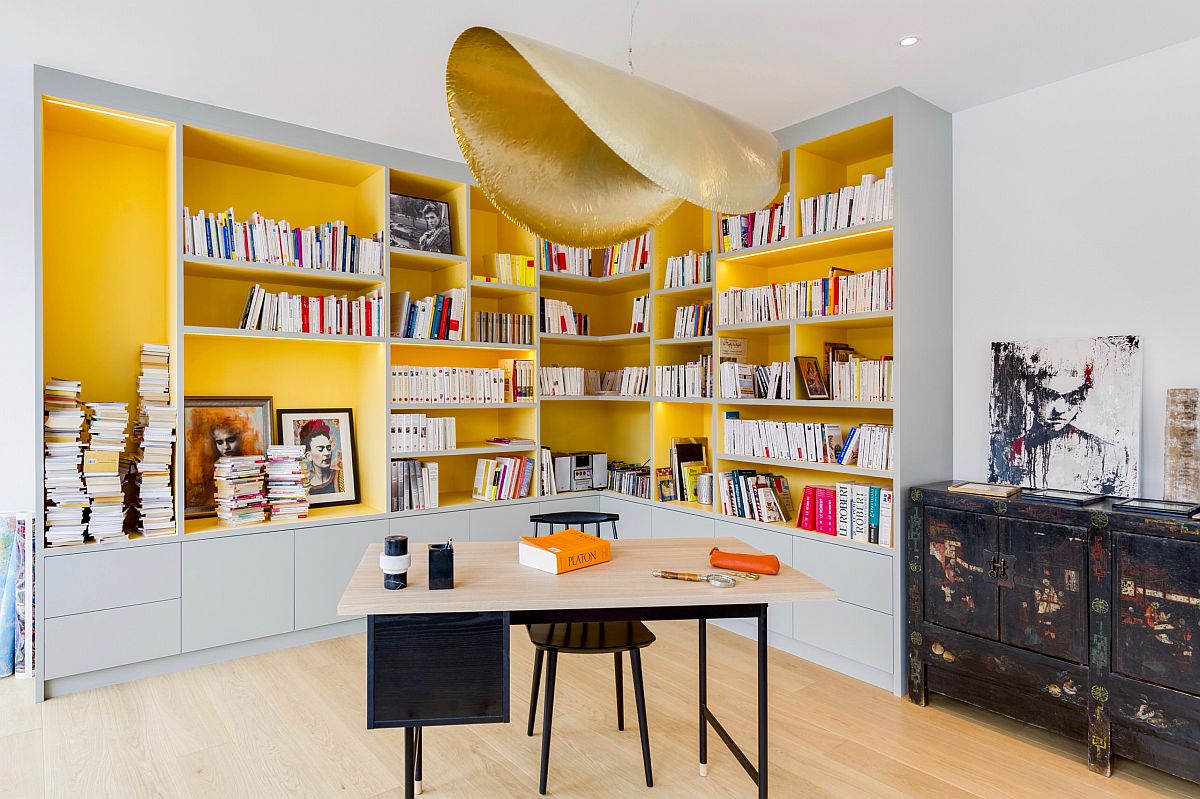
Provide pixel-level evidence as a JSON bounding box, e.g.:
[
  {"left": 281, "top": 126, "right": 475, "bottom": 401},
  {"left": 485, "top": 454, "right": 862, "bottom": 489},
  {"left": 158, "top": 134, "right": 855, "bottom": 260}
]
[
  {"left": 265, "top": 445, "right": 310, "bottom": 521},
  {"left": 43, "top": 378, "right": 88, "bottom": 547},
  {"left": 129, "top": 344, "right": 177, "bottom": 537},
  {"left": 84, "top": 402, "right": 130, "bottom": 542}
]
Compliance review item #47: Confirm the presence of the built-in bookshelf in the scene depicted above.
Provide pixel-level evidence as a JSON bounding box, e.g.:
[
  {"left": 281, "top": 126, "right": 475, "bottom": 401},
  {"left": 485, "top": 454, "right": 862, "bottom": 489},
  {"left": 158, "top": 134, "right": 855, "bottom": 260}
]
[{"left": 37, "top": 75, "right": 950, "bottom": 699}]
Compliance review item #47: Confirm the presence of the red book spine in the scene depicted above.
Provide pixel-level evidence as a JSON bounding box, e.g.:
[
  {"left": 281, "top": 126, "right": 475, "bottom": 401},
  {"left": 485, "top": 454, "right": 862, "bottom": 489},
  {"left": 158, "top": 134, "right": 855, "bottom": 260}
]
[
  {"left": 365, "top": 298, "right": 373, "bottom": 337},
  {"left": 798, "top": 485, "right": 816, "bottom": 530},
  {"left": 815, "top": 488, "right": 837, "bottom": 535},
  {"left": 301, "top": 296, "right": 310, "bottom": 333}
]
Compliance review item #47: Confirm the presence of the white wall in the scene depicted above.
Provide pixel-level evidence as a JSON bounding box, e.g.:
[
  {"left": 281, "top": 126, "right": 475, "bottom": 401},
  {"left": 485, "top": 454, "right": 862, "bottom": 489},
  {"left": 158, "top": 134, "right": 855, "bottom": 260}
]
[{"left": 953, "top": 36, "right": 1200, "bottom": 498}]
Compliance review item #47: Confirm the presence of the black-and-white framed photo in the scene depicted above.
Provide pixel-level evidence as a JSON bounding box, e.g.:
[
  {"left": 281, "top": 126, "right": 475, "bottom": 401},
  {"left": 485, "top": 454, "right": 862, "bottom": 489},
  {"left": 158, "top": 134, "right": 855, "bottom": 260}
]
[
  {"left": 389, "top": 193, "right": 453, "bottom": 254},
  {"left": 184, "top": 396, "right": 273, "bottom": 518},
  {"left": 277, "top": 407, "right": 359, "bottom": 507}
]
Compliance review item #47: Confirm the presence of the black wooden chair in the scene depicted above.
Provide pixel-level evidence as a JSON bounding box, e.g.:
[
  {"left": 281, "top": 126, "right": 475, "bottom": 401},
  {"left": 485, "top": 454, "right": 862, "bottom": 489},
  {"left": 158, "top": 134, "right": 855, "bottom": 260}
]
[{"left": 525, "top": 512, "right": 655, "bottom": 794}]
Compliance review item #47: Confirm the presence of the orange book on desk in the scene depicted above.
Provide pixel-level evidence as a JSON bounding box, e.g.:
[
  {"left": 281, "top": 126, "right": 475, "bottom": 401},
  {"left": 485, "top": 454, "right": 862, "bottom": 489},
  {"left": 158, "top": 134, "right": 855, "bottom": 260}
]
[{"left": 518, "top": 529, "right": 611, "bottom": 574}]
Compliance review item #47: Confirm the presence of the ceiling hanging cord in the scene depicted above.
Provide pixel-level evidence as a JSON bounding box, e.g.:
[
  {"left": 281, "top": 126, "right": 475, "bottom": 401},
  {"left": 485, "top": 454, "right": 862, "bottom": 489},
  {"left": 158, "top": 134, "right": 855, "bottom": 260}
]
[{"left": 627, "top": 0, "right": 643, "bottom": 74}]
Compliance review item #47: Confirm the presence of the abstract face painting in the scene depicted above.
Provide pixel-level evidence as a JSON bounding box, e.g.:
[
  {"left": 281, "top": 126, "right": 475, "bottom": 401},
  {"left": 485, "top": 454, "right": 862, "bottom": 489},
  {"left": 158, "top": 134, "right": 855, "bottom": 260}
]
[{"left": 988, "top": 336, "right": 1141, "bottom": 496}]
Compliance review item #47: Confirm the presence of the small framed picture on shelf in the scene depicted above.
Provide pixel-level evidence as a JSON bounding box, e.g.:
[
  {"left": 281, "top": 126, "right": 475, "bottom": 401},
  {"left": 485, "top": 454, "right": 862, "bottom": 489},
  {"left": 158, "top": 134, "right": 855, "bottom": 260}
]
[
  {"left": 1022, "top": 487, "right": 1106, "bottom": 506},
  {"left": 277, "top": 407, "right": 359, "bottom": 508},
  {"left": 1111, "top": 497, "right": 1200, "bottom": 517},
  {"left": 389, "top": 193, "right": 453, "bottom": 254},
  {"left": 655, "top": 467, "right": 676, "bottom": 502},
  {"left": 794, "top": 356, "right": 829, "bottom": 400},
  {"left": 183, "top": 396, "right": 273, "bottom": 518}
]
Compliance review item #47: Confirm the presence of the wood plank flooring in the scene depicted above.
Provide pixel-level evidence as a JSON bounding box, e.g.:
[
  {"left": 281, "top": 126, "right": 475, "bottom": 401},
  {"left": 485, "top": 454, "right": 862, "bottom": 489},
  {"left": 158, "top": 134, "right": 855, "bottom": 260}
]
[{"left": 2, "top": 621, "right": 1199, "bottom": 798}]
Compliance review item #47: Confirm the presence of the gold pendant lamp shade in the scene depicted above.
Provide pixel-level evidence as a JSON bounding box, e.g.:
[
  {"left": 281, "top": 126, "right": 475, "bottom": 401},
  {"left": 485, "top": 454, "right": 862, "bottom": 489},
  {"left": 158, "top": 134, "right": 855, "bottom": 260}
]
[{"left": 446, "top": 27, "right": 782, "bottom": 248}]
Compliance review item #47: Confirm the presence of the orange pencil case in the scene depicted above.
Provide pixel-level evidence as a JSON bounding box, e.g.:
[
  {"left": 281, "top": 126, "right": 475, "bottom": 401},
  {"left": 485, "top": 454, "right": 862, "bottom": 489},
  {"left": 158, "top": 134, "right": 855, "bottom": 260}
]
[{"left": 709, "top": 547, "right": 780, "bottom": 575}]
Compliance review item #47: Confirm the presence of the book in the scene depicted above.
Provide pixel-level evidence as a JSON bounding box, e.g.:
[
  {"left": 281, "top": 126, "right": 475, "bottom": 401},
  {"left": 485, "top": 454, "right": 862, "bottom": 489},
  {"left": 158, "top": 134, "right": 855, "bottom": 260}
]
[
  {"left": 850, "top": 483, "right": 871, "bottom": 541},
  {"left": 518, "top": 529, "right": 612, "bottom": 575},
  {"left": 879, "top": 488, "right": 894, "bottom": 547},
  {"left": 655, "top": 467, "right": 676, "bottom": 501},
  {"left": 868, "top": 485, "right": 882, "bottom": 545},
  {"left": 946, "top": 481, "right": 1021, "bottom": 498},
  {"left": 629, "top": 294, "right": 649, "bottom": 333},
  {"left": 265, "top": 445, "right": 310, "bottom": 520},
  {"left": 681, "top": 462, "right": 707, "bottom": 503}
]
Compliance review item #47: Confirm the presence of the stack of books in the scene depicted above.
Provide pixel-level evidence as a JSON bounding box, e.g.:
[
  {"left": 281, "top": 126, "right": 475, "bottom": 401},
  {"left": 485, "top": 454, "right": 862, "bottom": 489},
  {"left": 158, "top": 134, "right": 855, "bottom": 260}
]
[
  {"left": 598, "top": 233, "right": 650, "bottom": 275},
  {"left": 654, "top": 355, "right": 713, "bottom": 398},
  {"left": 213, "top": 455, "right": 267, "bottom": 526},
  {"left": 672, "top": 303, "right": 712, "bottom": 338},
  {"left": 629, "top": 295, "right": 649, "bottom": 334},
  {"left": 389, "top": 413, "right": 457, "bottom": 453},
  {"left": 84, "top": 402, "right": 130, "bottom": 543},
  {"left": 44, "top": 378, "right": 88, "bottom": 547},
  {"left": 472, "top": 456, "right": 536, "bottom": 501},
  {"left": 720, "top": 193, "right": 791, "bottom": 251},
  {"left": 479, "top": 253, "right": 536, "bottom": 286},
  {"left": 539, "top": 240, "right": 591, "bottom": 275},
  {"left": 183, "top": 207, "right": 385, "bottom": 275},
  {"left": 797, "top": 168, "right": 893, "bottom": 237},
  {"left": 472, "top": 311, "right": 533, "bottom": 345},
  {"left": 391, "top": 288, "right": 466, "bottom": 340},
  {"left": 717, "top": 470, "right": 794, "bottom": 522},
  {"left": 540, "top": 298, "right": 589, "bottom": 335},
  {"left": 390, "top": 459, "right": 438, "bottom": 511},
  {"left": 265, "top": 446, "right": 309, "bottom": 521},
  {"left": 129, "top": 344, "right": 177, "bottom": 538},
  {"left": 662, "top": 250, "right": 712, "bottom": 289},
  {"left": 239, "top": 285, "right": 385, "bottom": 337},
  {"left": 718, "top": 362, "right": 793, "bottom": 400}
]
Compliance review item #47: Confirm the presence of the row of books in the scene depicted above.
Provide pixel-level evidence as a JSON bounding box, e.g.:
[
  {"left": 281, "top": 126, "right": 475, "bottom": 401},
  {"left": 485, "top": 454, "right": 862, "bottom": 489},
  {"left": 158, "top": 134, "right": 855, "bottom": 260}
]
[
  {"left": 214, "top": 455, "right": 266, "bottom": 526},
  {"left": 830, "top": 357, "right": 894, "bottom": 402},
  {"left": 390, "top": 413, "right": 456, "bottom": 453},
  {"left": 473, "top": 312, "right": 534, "bottom": 345},
  {"left": 265, "top": 446, "right": 310, "bottom": 521},
  {"left": 480, "top": 253, "right": 536, "bottom": 287},
  {"left": 596, "top": 233, "right": 650, "bottom": 275},
  {"left": 717, "top": 470, "right": 794, "bottom": 523},
  {"left": 538, "top": 235, "right": 651, "bottom": 276},
  {"left": 44, "top": 378, "right": 87, "bottom": 546},
  {"left": 629, "top": 294, "right": 650, "bottom": 334},
  {"left": 183, "top": 207, "right": 384, "bottom": 275},
  {"left": 392, "top": 289, "right": 465, "bottom": 340},
  {"left": 472, "top": 456, "right": 536, "bottom": 501},
  {"left": 540, "top": 297, "right": 589, "bottom": 335},
  {"left": 798, "top": 482, "right": 893, "bottom": 546},
  {"left": 843, "top": 424, "right": 893, "bottom": 471},
  {"left": 607, "top": 461, "right": 651, "bottom": 499},
  {"left": 798, "top": 168, "right": 893, "bottom": 237},
  {"left": 662, "top": 250, "right": 712, "bottom": 289},
  {"left": 654, "top": 355, "right": 713, "bottom": 399},
  {"left": 716, "top": 266, "right": 893, "bottom": 326},
  {"left": 539, "top": 240, "right": 590, "bottom": 275},
  {"left": 391, "top": 459, "right": 439, "bottom": 511},
  {"left": 720, "top": 192, "right": 791, "bottom": 252},
  {"left": 600, "top": 366, "right": 650, "bottom": 397},
  {"left": 724, "top": 417, "right": 845, "bottom": 464},
  {"left": 672, "top": 303, "right": 712, "bottom": 338},
  {"left": 539, "top": 366, "right": 585, "bottom": 396},
  {"left": 239, "top": 285, "right": 386, "bottom": 337},
  {"left": 718, "top": 362, "right": 793, "bottom": 400},
  {"left": 128, "top": 344, "right": 176, "bottom": 538},
  {"left": 390, "top": 362, "right": 533, "bottom": 404}
]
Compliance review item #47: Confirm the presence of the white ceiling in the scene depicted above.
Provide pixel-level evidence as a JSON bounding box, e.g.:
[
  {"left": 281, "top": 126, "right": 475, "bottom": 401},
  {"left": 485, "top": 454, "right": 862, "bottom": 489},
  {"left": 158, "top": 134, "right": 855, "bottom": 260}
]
[{"left": 16, "top": 1, "right": 1200, "bottom": 161}]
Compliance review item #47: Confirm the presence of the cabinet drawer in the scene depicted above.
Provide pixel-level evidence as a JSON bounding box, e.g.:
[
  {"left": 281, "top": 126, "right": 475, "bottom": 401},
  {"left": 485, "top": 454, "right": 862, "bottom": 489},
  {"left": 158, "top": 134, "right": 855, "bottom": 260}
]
[
  {"left": 469, "top": 502, "right": 539, "bottom": 541},
  {"left": 296, "top": 520, "right": 389, "bottom": 630},
  {"left": 44, "top": 543, "right": 180, "bottom": 618},
  {"left": 793, "top": 538, "right": 892, "bottom": 613},
  {"left": 713, "top": 519, "right": 794, "bottom": 637},
  {"left": 182, "top": 530, "right": 294, "bottom": 652},
  {"left": 389, "top": 511, "right": 469, "bottom": 542},
  {"left": 651, "top": 507, "right": 714, "bottom": 538},
  {"left": 794, "top": 600, "right": 893, "bottom": 673},
  {"left": 44, "top": 599, "right": 180, "bottom": 679},
  {"left": 539, "top": 494, "right": 601, "bottom": 514},
  {"left": 599, "top": 495, "right": 652, "bottom": 538}
]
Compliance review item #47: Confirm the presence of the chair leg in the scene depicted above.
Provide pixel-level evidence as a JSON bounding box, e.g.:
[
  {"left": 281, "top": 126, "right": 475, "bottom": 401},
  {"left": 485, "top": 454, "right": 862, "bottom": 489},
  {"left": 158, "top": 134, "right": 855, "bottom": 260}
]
[
  {"left": 611, "top": 520, "right": 619, "bottom": 540},
  {"left": 614, "top": 651, "right": 625, "bottom": 731},
  {"left": 538, "top": 651, "right": 558, "bottom": 795},
  {"left": 630, "top": 648, "right": 654, "bottom": 788},
  {"left": 528, "top": 648, "right": 544, "bottom": 736}
]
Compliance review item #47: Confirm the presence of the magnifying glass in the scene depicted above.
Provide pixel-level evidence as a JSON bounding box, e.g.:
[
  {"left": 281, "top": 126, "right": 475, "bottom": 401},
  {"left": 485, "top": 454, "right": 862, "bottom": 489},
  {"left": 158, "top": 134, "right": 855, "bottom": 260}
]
[{"left": 652, "top": 569, "right": 737, "bottom": 588}]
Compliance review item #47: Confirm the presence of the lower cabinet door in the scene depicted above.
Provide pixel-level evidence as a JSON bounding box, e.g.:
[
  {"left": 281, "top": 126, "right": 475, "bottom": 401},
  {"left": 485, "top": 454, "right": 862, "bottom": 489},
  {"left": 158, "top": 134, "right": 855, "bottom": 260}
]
[
  {"left": 714, "top": 519, "right": 794, "bottom": 637},
  {"left": 182, "top": 530, "right": 295, "bottom": 652},
  {"left": 924, "top": 506, "right": 1000, "bottom": 640},
  {"left": 295, "top": 520, "right": 390, "bottom": 630},
  {"left": 651, "top": 506, "right": 714, "bottom": 538},
  {"left": 999, "top": 518, "right": 1087, "bottom": 664},
  {"left": 44, "top": 599, "right": 181, "bottom": 680},
  {"left": 793, "top": 600, "right": 894, "bottom": 673},
  {"left": 598, "top": 495, "right": 652, "bottom": 538}
]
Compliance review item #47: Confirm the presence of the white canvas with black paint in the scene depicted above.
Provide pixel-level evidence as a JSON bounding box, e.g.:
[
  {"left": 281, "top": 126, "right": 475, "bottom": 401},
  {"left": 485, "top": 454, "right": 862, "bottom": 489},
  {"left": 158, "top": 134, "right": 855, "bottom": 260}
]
[{"left": 988, "top": 335, "right": 1141, "bottom": 496}]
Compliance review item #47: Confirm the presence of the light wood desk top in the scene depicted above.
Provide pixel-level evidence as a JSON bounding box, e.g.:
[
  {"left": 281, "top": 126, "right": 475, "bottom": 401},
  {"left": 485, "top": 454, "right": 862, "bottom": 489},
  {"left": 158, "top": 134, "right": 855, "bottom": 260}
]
[{"left": 338, "top": 536, "right": 836, "bottom": 616}]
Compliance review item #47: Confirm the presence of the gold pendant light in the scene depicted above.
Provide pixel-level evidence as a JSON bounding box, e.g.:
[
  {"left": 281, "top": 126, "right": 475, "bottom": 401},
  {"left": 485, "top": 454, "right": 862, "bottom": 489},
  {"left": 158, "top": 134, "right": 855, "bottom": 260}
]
[{"left": 446, "top": 26, "right": 782, "bottom": 248}]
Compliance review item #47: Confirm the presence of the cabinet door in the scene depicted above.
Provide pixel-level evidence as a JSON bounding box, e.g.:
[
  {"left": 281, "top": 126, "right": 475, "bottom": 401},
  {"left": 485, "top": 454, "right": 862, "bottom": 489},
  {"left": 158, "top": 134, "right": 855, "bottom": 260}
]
[
  {"left": 999, "top": 519, "right": 1087, "bottom": 664},
  {"left": 1114, "top": 532, "right": 1200, "bottom": 697},
  {"left": 923, "top": 507, "right": 999, "bottom": 639}
]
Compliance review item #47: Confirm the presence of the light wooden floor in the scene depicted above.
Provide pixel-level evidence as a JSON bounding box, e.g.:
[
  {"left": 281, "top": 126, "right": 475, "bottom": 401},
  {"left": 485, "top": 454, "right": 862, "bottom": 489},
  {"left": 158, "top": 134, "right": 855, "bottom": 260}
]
[{"left": 3, "top": 621, "right": 1199, "bottom": 798}]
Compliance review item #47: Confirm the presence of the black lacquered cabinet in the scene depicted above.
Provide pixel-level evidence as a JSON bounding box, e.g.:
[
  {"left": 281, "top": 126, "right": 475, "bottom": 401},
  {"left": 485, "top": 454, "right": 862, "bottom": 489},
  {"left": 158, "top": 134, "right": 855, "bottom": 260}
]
[{"left": 906, "top": 483, "right": 1200, "bottom": 785}]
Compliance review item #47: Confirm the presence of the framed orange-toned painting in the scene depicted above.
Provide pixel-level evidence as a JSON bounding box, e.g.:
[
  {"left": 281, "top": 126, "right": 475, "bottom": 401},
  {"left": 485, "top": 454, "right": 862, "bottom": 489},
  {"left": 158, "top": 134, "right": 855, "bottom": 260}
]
[{"left": 183, "top": 396, "right": 272, "bottom": 518}]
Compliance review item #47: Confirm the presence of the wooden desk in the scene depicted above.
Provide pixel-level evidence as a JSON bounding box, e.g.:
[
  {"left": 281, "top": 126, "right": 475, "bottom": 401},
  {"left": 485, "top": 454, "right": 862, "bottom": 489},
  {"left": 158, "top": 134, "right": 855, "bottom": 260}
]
[{"left": 339, "top": 536, "right": 835, "bottom": 797}]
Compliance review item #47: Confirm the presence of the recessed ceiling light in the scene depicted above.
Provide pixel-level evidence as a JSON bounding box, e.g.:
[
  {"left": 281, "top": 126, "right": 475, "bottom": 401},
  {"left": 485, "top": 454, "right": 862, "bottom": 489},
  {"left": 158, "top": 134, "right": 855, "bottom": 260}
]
[{"left": 898, "top": 36, "right": 920, "bottom": 47}]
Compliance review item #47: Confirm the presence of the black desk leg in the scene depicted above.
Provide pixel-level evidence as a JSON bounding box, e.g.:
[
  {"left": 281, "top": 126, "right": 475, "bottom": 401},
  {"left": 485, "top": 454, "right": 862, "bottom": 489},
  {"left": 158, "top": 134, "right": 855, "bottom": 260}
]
[
  {"left": 414, "top": 726, "right": 423, "bottom": 795},
  {"left": 758, "top": 605, "right": 768, "bottom": 799},
  {"left": 403, "top": 727, "right": 415, "bottom": 799},
  {"left": 698, "top": 616, "right": 708, "bottom": 777}
]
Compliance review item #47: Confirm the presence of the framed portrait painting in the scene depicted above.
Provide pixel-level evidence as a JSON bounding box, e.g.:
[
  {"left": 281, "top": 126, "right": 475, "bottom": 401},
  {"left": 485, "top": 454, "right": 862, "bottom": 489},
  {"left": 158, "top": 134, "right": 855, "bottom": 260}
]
[
  {"left": 277, "top": 408, "right": 359, "bottom": 508},
  {"left": 793, "top": 356, "right": 829, "bottom": 400},
  {"left": 388, "top": 193, "right": 453, "bottom": 254},
  {"left": 184, "top": 396, "right": 273, "bottom": 518}
]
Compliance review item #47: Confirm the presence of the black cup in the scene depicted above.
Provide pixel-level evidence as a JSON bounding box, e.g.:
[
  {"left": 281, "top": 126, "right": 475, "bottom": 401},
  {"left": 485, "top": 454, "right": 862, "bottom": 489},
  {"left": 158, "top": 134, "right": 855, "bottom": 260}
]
[{"left": 428, "top": 543, "right": 454, "bottom": 590}]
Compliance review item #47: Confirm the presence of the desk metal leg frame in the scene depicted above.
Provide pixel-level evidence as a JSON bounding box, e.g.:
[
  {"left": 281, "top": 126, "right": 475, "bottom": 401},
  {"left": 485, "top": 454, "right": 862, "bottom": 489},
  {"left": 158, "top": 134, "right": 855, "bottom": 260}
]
[
  {"left": 698, "top": 605, "right": 769, "bottom": 797},
  {"left": 403, "top": 726, "right": 424, "bottom": 799}
]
